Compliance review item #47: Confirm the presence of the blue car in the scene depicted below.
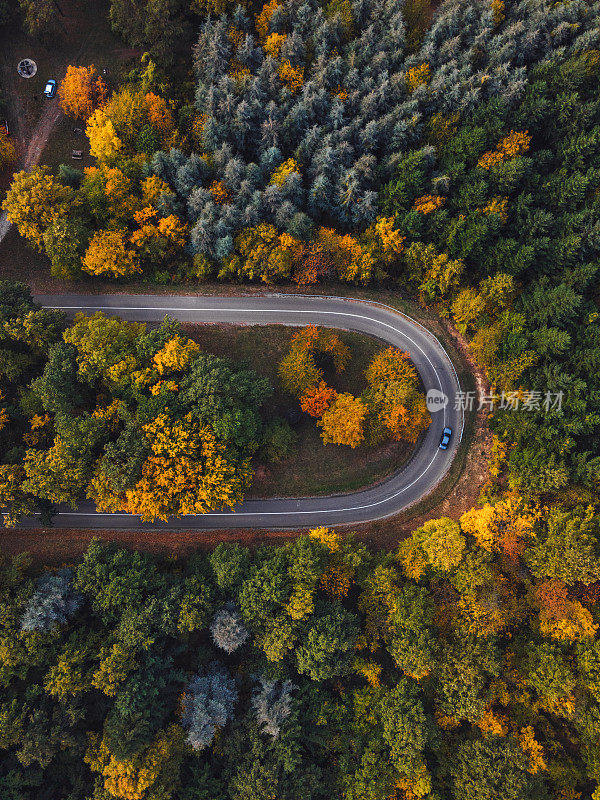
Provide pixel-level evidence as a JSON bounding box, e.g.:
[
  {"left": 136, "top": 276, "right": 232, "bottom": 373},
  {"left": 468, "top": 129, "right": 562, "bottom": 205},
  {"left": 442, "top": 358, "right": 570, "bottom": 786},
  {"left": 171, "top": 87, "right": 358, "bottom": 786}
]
[
  {"left": 439, "top": 427, "right": 452, "bottom": 450},
  {"left": 43, "top": 79, "right": 57, "bottom": 98}
]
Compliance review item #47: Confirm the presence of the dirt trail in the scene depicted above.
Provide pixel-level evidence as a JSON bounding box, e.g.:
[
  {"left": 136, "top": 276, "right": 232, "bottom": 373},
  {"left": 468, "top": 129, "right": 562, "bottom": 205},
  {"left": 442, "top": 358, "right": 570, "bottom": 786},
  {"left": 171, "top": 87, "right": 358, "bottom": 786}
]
[
  {"left": 0, "top": 98, "right": 62, "bottom": 245},
  {"left": 0, "top": 211, "right": 10, "bottom": 243},
  {"left": 22, "top": 98, "right": 62, "bottom": 170},
  {"left": 0, "top": 46, "right": 64, "bottom": 246}
]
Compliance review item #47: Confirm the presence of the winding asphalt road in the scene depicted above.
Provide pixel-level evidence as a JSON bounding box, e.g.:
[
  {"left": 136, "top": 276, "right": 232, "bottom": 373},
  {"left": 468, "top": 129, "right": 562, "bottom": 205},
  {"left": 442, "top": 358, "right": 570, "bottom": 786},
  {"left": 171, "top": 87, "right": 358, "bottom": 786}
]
[{"left": 21, "top": 293, "right": 464, "bottom": 529}]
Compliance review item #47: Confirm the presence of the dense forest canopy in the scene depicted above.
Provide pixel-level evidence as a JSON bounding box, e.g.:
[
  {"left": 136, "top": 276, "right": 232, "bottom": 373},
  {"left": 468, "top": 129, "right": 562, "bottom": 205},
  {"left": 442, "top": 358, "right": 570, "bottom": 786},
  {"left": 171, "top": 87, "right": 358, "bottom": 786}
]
[
  {"left": 152, "top": 0, "right": 600, "bottom": 266},
  {"left": 2, "top": 0, "right": 600, "bottom": 796},
  {"left": 1, "top": 522, "right": 600, "bottom": 800},
  {"left": 0, "top": 283, "right": 271, "bottom": 522},
  {"left": 383, "top": 52, "right": 600, "bottom": 494}
]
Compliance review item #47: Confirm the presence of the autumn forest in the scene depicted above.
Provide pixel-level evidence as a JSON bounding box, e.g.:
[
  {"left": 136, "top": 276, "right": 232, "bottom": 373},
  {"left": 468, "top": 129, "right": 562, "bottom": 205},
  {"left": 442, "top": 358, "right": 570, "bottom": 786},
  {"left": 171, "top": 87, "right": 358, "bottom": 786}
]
[{"left": 1, "top": 0, "right": 600, "bottom": 797}]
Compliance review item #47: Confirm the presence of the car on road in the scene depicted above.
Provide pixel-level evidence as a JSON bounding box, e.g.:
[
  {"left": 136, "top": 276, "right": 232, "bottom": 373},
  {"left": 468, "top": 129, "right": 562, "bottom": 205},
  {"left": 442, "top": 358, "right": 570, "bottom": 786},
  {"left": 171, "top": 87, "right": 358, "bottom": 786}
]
[
  {"left": 439, "top": 427, "right": 452, "bottom": 450},
  {"left": 43, "top": 79, "right": 57, "bottom": 98}
]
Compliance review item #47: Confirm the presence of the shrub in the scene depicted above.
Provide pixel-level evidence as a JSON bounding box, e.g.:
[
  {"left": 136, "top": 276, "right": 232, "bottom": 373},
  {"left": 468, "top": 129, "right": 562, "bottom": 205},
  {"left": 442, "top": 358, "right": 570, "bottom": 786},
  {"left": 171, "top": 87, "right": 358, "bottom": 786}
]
[{"left": 260, "top": 419, "right": 298, "bottom": 462}]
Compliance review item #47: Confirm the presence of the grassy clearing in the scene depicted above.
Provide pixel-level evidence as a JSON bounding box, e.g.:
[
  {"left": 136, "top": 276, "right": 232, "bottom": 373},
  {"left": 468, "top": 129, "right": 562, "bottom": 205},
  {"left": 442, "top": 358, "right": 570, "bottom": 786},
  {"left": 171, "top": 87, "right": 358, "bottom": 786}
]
[
  {"left": 182, "top": 323, "right": 412, "bottom": 498},
  {"left": 252, "top": 426, "right": 407, "bottom": 498}
]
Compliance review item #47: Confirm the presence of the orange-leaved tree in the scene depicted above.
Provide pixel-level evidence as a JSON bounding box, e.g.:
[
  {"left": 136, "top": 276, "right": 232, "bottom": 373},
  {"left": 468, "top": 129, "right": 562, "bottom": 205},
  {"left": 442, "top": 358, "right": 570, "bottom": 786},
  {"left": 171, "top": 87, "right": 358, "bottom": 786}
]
[
  {"left": 315, "top": 227, "right": 375, "bottom": 284},
  {"left": 530, "top": 579, "right": 598, "bottom": 642},
  {"left": 478, "top": 130, "right": 531, "bottom": 169},
  {"left": 291, "top": 238, "right": 337, "bottom": 285},
  {"left": 130, "top": 208, "right": 188, "bottom": 268},
  {"left": 278, "top": 325, "right": 350, "bottom": 397},
  {"left": 255, "top": 0, "right": 280, "bottom": 40},
  {"left": 59, "top": 65, "right": 108, "bottom": 121},
  {"left": 292, "top": 325, "right": 350, "bottom": 371},
  {"left": 364, "top": 347, "right": 430, "bottom": 443},
  {"left": 300, "top": 381, "right": 338, "bottom": 417}
]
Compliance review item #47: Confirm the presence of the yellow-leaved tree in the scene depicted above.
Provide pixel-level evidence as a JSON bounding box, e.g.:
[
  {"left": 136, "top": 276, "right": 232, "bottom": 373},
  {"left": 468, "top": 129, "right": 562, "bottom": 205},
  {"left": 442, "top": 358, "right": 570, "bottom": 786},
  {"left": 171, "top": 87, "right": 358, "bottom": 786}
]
[
  {"left": 270, "top": 158, "right": 300, "bottom": 186},
  {"left": 86, "top": 87, "right": 176, "bottom": 160},
  {"left": 278, "top": 324, "right": 350, "bottom": 397},
  {"left": 403, "top": 241, "right": 464, "bottom": 304},
  {"left": 81, "top": 165, "right": 143, "bottom": 227},
  {"left": 86, "top": 108, "right": 123, "bottom": 162},
  {"left": 2, "top": 167, "right": 76, "bottom": 250},
  {"left": 85, "top": 725, "right": 185, "bottom": 800},
  {"left": 153, "top": 336, "right": 200, "bottom": 375},
  {"left": 459, "top": 493, "right": 536, "bottom": 559},
  {"left": 63, "top": 312, "right": 144, "bottom": 385},
  {"left": 22, "top": 437, "right": 90, "bottom": 506},
  {"left": 371, "top": 216, "right": 406, "bottom": 264},
  {"left": 0, "top": 465, "right": 34, "bottom": 527},
  {"left": 278, "top": 346, "right": 322, "bottom": 397},
  {"left": 89, "top": 413, "right": 252, "bottom": 521},
  {"left": 82, "top": 229, "right": 141, "bottom": 278},
  {"left": 223, "top": 223, "right": 299, "bottom": 283},
  {"left": 318, "top": 393, "right": 366, "bottom": 447},
  {"left": 401, "top": 517, "right": 467, "bottom": 573}
]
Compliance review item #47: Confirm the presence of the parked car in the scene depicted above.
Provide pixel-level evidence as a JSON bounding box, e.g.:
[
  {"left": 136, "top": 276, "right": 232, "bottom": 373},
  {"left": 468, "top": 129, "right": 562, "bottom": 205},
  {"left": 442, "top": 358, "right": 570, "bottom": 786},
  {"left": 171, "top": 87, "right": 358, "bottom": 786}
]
[
  {"left": 439, "top": 427, "right": 452, "bottom": 450},
  {"left": 0, "top": 119, "right": 8, "bottom": 135},
  {"left": 43, "top": 79, "right": 57, "bottom": 98}
]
